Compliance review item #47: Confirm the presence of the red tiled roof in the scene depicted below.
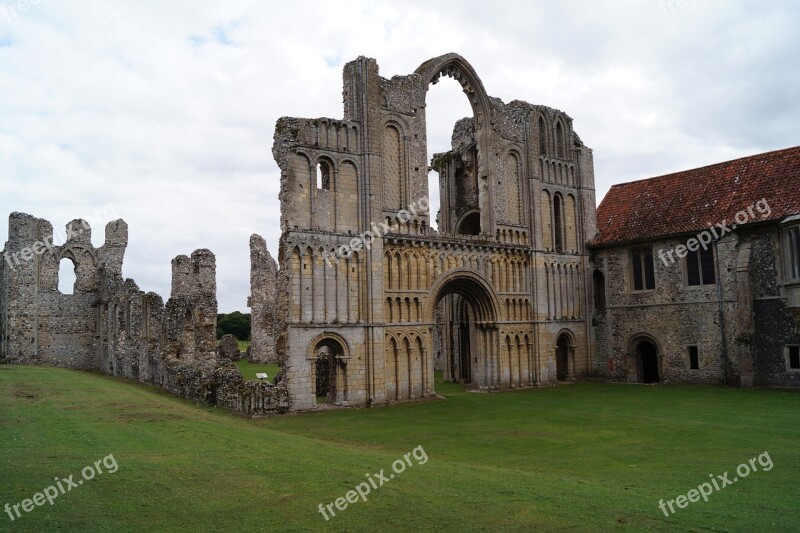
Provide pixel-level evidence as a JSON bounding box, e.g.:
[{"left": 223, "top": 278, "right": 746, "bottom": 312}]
[{"left": 592, "top": 146, "right": 800, "bottom": 246}]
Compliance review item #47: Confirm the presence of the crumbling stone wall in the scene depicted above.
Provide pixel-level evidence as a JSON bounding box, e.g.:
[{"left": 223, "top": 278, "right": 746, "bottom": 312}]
[
  {"left": 0, "top": 213, "right": 125, "bottom": 368},
  {"left": 218, "top": 334, "right": 242, "bottom": 361},
  {"left": 0, "top": 213, "right": 289, "bottom": 415},
  {"left": 248, "top": 234, "right": 279, "bottom": 363}
]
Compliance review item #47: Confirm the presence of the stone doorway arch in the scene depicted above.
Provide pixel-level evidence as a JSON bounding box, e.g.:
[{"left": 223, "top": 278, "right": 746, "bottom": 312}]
[
  {"left": 555, "top": 330, "right": 576, "bottom": 381},
  {"left": 628, "top": 334, "right": 663, "bottom": 384},
  {"left": 426, "top": 269, "right": 500, "bottom": 389},
  {"left": 309, "top": 333, "right": 351, "bottom": 405}
]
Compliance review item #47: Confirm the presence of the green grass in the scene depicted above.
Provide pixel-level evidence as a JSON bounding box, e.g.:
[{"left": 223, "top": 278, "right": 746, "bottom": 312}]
[
  {"left": 234, "top": 360, "right": 281, "bottom": 381},
  {"left": 1, "top": 365, "right": 799, "bottom": 532},
  {"left": 236, "top": 340, "right": 250, "bottom": 352}
]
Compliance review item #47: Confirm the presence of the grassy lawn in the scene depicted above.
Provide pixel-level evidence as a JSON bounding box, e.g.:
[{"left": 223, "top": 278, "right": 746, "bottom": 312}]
[
  {"left": 1, "top": 365, "right": 798, "bottom": 532},
  {"left": 234, "top": 360, "right": 281, "bottom": 381}
]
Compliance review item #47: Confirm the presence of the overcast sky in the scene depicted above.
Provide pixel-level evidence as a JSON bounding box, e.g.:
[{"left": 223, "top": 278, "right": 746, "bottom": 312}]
[{"left": 1, "top": 0, "right": 798, "bottom": 312}]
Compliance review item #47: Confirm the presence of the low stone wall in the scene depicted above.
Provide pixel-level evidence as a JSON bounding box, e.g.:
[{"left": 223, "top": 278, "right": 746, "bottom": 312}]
[
  {"left": 219, "top": 377, "right": 291, "bottom": 415},
  {"left": 136, "top": 360, "right": 290, "bottom": 415}
]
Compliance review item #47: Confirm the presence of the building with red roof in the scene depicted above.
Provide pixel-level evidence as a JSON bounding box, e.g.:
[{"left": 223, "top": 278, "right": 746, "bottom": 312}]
[{"left": 591, "top": 147, "right": 800, "bottom": 387}]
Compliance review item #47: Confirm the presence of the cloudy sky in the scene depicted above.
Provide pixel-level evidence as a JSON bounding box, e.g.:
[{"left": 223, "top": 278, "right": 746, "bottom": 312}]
[{"left": 1, "top": 0, "right": 797, "bottom": 312}]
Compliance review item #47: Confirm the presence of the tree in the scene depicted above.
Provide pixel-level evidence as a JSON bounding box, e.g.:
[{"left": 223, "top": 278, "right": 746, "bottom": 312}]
[{"left": 216, "top": 312, "right": 251, "bottom": 341}]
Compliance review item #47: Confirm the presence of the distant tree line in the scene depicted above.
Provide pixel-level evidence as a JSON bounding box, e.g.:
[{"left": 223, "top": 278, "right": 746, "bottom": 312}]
[{"left": 216, "top": 312, "right": 251, "bottom": 341}]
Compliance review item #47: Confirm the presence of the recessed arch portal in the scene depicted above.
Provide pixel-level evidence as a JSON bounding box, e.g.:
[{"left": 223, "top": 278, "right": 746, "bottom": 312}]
[
  {"left": 456, "top": 210, "right": 481, "bottom": 236},
  {"left": 627, "top": 333, "right": 663, "bottom": 384},
  {"left": 427, "top": 269, "right": 500, "bottom": 388},
  {"left": 308, "top": 332, "right": 351, "bottom": 405},
  {"left": 555, "top": 329, "right": 576, "bottom": 381},
  {"left": 425, "top": 269, "right": 499, "bottom": 324}
]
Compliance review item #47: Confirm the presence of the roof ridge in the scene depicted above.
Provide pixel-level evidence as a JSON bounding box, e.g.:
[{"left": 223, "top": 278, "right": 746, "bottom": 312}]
[
  {"left": 608, "top": 145, "right": 800, "bottom": 190},
  {"left": 594, "top": 145, "right": 800, "bottom": 246}
]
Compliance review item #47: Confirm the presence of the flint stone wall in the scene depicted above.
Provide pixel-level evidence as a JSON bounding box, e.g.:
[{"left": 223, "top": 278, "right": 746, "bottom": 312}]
[{"left": 0, "top": 213, "right": 288, "bottom": 415}]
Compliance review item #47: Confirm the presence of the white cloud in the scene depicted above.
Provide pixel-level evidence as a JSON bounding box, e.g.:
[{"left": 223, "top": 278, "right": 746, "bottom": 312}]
[{"left": 1, "top": 0, "right": 797, "bottom": 311}]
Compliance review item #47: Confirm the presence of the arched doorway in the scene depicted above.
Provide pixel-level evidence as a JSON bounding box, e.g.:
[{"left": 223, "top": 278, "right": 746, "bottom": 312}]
[
  {"left": 637, "top": 340, "right": 660, "bottom": 384},
  {"left": 556, "top": 334, "right": 571, "bottom": 381},
  {"left": 310, "top": 335, "right": 349, "bottom": 405},
  {"left": 437, "top": 295, "right": 473, "bottom": 383},
  {"left": 314, "top": 345, "right": 334, "bottom": 404},
  {"left": 427, "top": 269, "right": 500, "bottom": 389}
]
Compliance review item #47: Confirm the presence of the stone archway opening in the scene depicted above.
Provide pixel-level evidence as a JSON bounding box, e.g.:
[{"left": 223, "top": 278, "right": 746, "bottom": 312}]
[
  {"left": 420, "top": 55, "right": 492, "bottom": 238},
  {"left": 58, "top": 257, "right": 77, "bottom": 295},
  {"left": 637, "top": 340, "right": 660, "bottom": 384},
  {"left": 312, "top": 338, "right": 347, "bottom": 404},
  {"left": 456, "top": 211, "right": 481, "bottom": 236},
  {"left": 425, "top": 79, "right": 472, "bottom": 233},
  {"left": 429, "top": 271, "right": 499, "bottom": 389}
]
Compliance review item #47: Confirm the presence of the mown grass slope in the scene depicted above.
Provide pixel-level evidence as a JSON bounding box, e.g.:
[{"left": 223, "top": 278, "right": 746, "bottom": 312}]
[{"left": 1, "top": 365, "right": 798, "bottom": 532}]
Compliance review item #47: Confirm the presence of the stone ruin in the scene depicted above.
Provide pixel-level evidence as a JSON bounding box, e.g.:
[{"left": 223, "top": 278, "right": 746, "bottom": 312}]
[
  {"left": 0, "top": 213, "right": 289, "bottom": 415},
  {"left": 1, "top": 53, "right": 600, "bottom": 413},
  {"left": 266, "top": 53, "right": 595, "bottom": 410},
  {"left": 218, "top": 334, "right": 242, "bottom": 361},
  {"left": 4, "top": 54, "right": 798, "bottom": 412},
  {"left": 247, "top": 234, "right": 279, "bottom": 363}
]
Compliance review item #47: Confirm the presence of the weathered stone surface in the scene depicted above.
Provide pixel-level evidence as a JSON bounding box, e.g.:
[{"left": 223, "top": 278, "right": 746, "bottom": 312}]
[
  {"left": 267, "top": 53, "right": 597, "bottom": 410},
  {"left": 218, "top": 334, "right": 242, "bottom": 360},
  {"left": 4, "top": 54, "right": 796, "bottom": 418},
  {"left": 248, "top": 234, "right": 279, "bottom": 363},
  {"left": 591, "top": 147, "right": 800, "bottom": 388},
  {"left": 591, "top": 228, "right": 800, "bottom": 387},
  {"left": 0, "top": 213, "right": 288, "bottom": 415}
]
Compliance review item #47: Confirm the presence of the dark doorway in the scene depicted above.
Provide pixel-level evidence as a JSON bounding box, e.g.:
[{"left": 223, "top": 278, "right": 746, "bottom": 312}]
[
  {"left": 314, "top": 340, "right": 346, "bottom": 404},
  {"left": 456, "top": 212, "right": 481, "bottom": 236},
  {"left": 440, "top": 295, "right": 473, "bottom": 383},
  {"left": 314, "top": 338, "right": 349, "bottom": 404},
  {"left": 456, "top": 298, "right": 472, "bottom": 382},
  {"left": 315, "top": 347, "right": 333, "bottom": 404},
  {"left": 638, "top": 341, "right": 659, "bottom": 383},
  {"left": 556, "top": 334, "right": 570, "bottom": 381}
]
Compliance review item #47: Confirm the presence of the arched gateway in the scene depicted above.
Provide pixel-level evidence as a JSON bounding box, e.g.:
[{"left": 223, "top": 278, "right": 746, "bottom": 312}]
[
  {"left": 427, "top": 269, "right": 501, "bottom": 389},
  {"left": 271, "top": 54, "right": 597, "bottom": 409}
]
